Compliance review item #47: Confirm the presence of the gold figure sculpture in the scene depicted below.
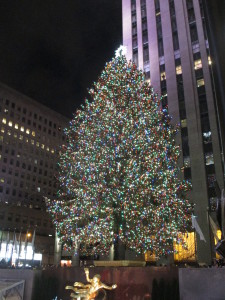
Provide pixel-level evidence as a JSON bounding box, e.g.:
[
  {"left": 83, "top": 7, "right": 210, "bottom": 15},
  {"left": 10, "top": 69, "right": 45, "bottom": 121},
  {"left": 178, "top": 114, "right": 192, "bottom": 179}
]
[{"left": 65, "top": 268, "right": 117, "bottom": 300}]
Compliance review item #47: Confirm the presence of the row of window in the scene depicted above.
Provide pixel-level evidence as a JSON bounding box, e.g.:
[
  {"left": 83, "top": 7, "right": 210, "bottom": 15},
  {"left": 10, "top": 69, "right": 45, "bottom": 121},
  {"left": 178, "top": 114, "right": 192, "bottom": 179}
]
[
  {"left": 0, "top": 211, "right": 53, "bottom": 229},
  {"left": 3, "top": 98, "right": 63, "bottom": 130},
  {"left": 1, "top": 117, "right": 64, "bottom": 140},
  {"left": 1, "top": 126, "right": 56, "bottom": 154},
  {"left": 1, "top": 148, "right": 54, "bottom": 169}
]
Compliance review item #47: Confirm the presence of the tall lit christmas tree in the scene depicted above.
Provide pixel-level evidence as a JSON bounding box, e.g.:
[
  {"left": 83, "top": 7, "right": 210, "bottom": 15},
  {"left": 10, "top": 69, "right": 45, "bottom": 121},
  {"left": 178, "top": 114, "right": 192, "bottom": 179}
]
[{"left": 46, "top": 48, "right": 192, "bottom": 258}]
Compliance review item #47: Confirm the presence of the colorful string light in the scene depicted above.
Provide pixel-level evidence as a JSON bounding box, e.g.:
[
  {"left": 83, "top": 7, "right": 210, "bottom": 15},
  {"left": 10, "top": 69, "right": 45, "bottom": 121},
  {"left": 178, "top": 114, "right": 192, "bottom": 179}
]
[{"left": 46, "top": 54, "right": 192, "bottom": 257}]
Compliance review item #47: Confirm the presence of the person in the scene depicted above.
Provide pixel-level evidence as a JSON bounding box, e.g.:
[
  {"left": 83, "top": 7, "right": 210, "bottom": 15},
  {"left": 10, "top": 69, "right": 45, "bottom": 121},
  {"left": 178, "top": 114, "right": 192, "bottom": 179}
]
[{"left": 65, "top": 268, "right": 117, "bottom": 300}]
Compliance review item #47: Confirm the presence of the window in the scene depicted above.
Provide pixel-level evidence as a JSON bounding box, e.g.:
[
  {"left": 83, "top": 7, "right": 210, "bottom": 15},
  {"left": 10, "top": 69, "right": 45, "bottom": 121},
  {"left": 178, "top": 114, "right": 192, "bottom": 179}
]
[
  {"left": 143, "top": 45, "right": 149, "bottom": 63},
  {"left": 15, "top": 215, "right": 20, "bottom": 222},
  {"left": 133, "top": 49, "right": 138, "bottom": 66},
  {"left": 208, "top": 56, "right": 212, "bottom": 65},
  {"left": 173, "top": 32, "right": 179, "bottom": 50},
  {"left": 190, "top": 23, "right": 198, "bottom": 43},
  {"left": 194, "top": 59, "right": 202, "bottom": 70},
  {"left": 181, "top": 119, "right": 187, "bottom": 128},
  {"left": 205, "top": 153, "right": 214, "bottom": 165},
  {"left": 2, "top": 118, "right": 6, "bottom": 124},
  {"left": 169, "top": 0, "right": 175, "bottom": 16},
  {"left": 158, "top": 38, "right": 164, "bottom": 57},
  {"left": 131, "top": 0, "right": 136, "bottom": 11},
  {"left": 197, "top": 78, "right": 205, "bottom": 87},
  {"left": 142, "top": 31, "right": 148, "bottom": 44},
  {"left": 23, "top": 216, "right": 28, "bottom": 224},
  {"left": 132, "top": 37, "right": 138, "bottom": 48},
  {"left": 132, "top": 24, "right": 137, "bottom": 36},
  {"left": 142, "top": 19, "right": 147, "bottom": 31},
  {"left": 176, "top": 65, "right": 182, "bottom": 75},
  {"left": 160, "top": 71, "right": 166, "bottom": 81},
  {"left": 8, "top": 213, "right": 13, "bottom": 221}
]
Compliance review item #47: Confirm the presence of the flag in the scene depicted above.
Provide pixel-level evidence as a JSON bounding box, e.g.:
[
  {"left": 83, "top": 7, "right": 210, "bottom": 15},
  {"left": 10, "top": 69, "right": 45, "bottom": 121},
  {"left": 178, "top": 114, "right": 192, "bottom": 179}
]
[
  {"left": 24, "top": 230, "right": 28, "bottom": 252},
  {"left": 209, "top": 215, "right": 220, "bottom": 243},
  {"left": 0, "top": 231, "right": 3, "bottom": 252},
  {"left": 14, "top": 232, "right": 18, "bottom": 253},
  {"left": 31, "top": 228, "right": 36, "bottom": 261},
  {"left": 18, "top": 231, "right": 22, "bottom": 258},
  {"left": 10, "top": 231, "right": 16, "bottom": 263},
  {"left": 192, "top": 215, "right": 206, "bottom": 242},
  {"left": 5, "top": 231, "right": 10, "bottom": 258},
  {"left": 221, "top": 189, "right": 225, "bottom": 237},
  {"left": 31, "top": 229, "right": 36, "bottom": 250}
]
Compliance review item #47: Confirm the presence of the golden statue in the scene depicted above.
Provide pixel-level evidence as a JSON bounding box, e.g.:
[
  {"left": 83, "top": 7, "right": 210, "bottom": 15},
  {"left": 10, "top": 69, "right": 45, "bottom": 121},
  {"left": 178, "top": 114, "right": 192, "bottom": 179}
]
[{"left": 65, "top": 268, "right": 117, "bottom": 300}]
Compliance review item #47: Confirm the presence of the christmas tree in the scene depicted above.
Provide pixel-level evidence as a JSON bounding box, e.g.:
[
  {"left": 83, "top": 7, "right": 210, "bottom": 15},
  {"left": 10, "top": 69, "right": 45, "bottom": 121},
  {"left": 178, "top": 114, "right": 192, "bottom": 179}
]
[{"left": 46, "top": 49, "right": 192, "bottom": 258}]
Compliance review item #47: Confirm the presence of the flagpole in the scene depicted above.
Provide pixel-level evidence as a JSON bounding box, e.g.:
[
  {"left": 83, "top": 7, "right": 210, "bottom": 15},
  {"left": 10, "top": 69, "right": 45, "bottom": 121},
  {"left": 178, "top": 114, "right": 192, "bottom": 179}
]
[
  {"left": 10, "top": 231, "right": 15, "bottom": 266},
  {"left": 24, "top": 229, "right": 28, "bottom": 267},
  {"left": 32, "top": 228, "right": 36, "bottom": 266},
  {"left": 0, "top": 230, "right": 3, "bottom": 254},
  {"left": 5, "top": 231, "right": 10, "bottom": 261},
  {"left": 17, "top": 230, "right": 22, "bottom": 266}
]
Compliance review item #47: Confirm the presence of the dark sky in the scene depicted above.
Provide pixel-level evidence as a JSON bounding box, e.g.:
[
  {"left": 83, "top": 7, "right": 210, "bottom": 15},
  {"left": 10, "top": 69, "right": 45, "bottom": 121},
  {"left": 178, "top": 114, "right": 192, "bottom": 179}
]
[{"left": 0, "top": 0, "right": 122, "bottom": 118}]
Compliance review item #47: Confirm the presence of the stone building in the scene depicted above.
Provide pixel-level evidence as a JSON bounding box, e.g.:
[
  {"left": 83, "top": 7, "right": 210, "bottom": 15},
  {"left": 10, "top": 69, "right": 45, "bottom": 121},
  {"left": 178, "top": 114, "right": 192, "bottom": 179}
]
[
  {"left": 122, "top": 0, "right": 224, "bottom": 264},
  {"left": 0, "top": 82, "right": 69, "bottom": 265}
]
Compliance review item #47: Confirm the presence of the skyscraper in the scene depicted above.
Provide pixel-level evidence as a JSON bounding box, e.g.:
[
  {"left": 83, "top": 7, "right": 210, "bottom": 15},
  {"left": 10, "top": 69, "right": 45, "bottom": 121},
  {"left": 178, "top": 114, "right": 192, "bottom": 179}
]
[
  {"left": 122, "top": 0, "right": 224, "bottom": 264},
  {"left": 0, "top": 82, "right": 69, "bottom": 265}
]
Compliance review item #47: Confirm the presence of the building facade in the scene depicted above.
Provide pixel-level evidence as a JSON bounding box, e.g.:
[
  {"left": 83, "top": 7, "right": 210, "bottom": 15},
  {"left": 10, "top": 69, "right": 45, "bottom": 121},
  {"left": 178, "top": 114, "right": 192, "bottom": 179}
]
[
  {"left": 122, "top": 0, "right": 224, "bottom": 264},
  {"left": 0, "top": 82, "right": 69, "bottom": 265}
]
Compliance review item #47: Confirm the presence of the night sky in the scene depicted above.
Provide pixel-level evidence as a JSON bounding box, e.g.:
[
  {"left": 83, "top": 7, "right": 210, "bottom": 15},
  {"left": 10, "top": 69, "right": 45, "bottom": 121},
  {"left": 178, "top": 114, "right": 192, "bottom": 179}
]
[{"left": 0, "top": 1, "right": 122, "bottom": 118}]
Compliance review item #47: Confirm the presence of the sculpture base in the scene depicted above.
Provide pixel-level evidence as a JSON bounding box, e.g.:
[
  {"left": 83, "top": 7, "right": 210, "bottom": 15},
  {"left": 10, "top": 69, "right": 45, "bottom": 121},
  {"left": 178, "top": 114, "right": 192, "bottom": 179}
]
[{"left": 94, "top": 260, "right": 146, "bottom": 267}]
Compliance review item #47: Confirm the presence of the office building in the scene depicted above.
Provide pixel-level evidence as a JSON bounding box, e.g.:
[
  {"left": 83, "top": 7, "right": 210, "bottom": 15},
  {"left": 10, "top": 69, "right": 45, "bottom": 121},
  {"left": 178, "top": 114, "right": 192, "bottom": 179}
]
[
  {"left": 0, "top": 82, "right": 69, "bottom": 265},
  {"left": 122, "top": 0, "right": 224, "bottom": 264}
]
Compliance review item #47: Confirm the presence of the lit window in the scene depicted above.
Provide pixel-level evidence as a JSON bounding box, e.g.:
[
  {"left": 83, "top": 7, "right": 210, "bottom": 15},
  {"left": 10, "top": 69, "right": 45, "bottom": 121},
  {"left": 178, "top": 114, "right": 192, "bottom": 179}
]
[
  {"left": 7, "top": 130, "right": 11, "bottom": 136},
  {"left": 205, "top": 153, "right": 214, "bottom": 165},
  {"left": 14, "top": 133, "right": 17, "bottom": 138},
  {"left": 1, "top": 128, "right": 4, "bottom": 133},
  {"left": 194, "top": 59, "right": 202, "bottom": 69},
  {"left": 197, "top": 78, "right": 205, "bottom": 87},
  {"left": 181, "top": 119, "right": 187, "bottom": 128},
  {"left": 31, "top": 139, "right": 34, "bottom": 145},
  {"left": 19, "top": 135, "right": 23, "bottom": 140},
  {"left": 41, "top": 144, "right": 45, "bottom": 149},
  {"left": 183, "top": 156, "right": 191, "bottom": 168},
  {"left": 2, "top": 118, "right": 6, "bottom": 124},
  {"left": 26, "top": 129, "right": 30, "bottom": 134},
  {"left": 174, "top": 232, "right": 196, "bottom": 262},
  {"left": 36, "top": 142, "right": 40, "bottom": 147},
  {"left": 51, "top": 149, "right": 55, "bottom": 154},
  {"left": 20, "top": 126, "right": 24, "bottom": 132},
  {"left": 176, "top": 65, "right": 182, "bottom": 75},
  {"left": 26, "top": 138, "right": 29, "bottom": 143},
  {"left": 47, "top": 147, "right": 50, "bottom": 151},
  {"left": 208, "top": 56, "right": 212, "bottom": 65},
  {"left": 8, "top": 121, "right": 12, "bottom": 127},
  {"left": 215, "top": 230, "right": 222, "bottom": 259},
  {"left": 160, "top": 71, "right": 166, "bottom": 81},
  {"left": 0, "top": 178, "right": 4, "bottom": 183},
  {"left": 32, "top": 131, "right": 35, "bottom": 137},
  {"left": 15, "top": 124, "right": 18, "bottom": 129}
]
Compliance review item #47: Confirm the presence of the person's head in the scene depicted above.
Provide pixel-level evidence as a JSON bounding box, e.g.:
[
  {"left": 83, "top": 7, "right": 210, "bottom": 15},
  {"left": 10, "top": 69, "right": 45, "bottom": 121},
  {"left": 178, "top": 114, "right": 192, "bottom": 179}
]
[{"left": 93, "top": 274, "right": 101, "bottom": 284}]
